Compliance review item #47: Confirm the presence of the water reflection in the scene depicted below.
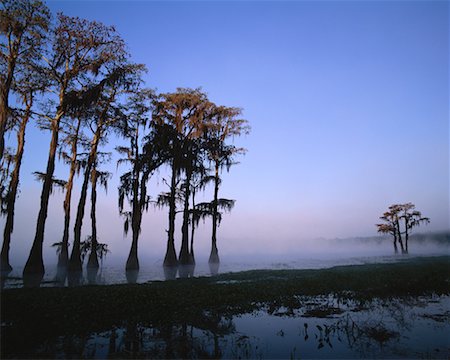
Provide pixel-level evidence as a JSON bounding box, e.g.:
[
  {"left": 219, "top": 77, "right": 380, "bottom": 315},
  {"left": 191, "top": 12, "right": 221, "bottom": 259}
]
[
  {"left": 209, "top": 262, "right": 220, "bottom": 276},
  {"left": 55, "top": 265, "right": 67, "bottom": 287},
  {"left": 67, "top": 270, "right": 83, "bottom": 287},
  {"left": 86, "top": 267, "right": 98, "bottom": 285},
  {"left": 178, "top": 264, "right": 195, "bottom": 278},
  {"left": 2, "top": 295, "right": 448, "bottom": 359},
  {"left": 163, "top": 265, "right": 178, "bottom": 280}
]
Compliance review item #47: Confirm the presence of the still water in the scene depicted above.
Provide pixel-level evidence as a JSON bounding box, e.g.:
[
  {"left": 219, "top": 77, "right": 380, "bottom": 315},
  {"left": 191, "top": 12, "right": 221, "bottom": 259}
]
[
  {"left": 3, "top": 234, "right": 448, "bottom": 288},
  {"left": 3, "top": 250, "right": 449, "bottom": 288},
  {"left": 6, "top": 295, "right": 449, "bottom": 358}
]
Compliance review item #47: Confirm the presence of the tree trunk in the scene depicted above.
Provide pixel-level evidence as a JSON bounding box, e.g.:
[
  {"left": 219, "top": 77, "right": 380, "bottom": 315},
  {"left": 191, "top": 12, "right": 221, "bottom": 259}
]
[
  {"left": 57, "top": 118, "right": 82, "bottom": 278},
  {"left": 393, "top": 233, "right": 398, "bottom": 254},
  {"left": 209, "top": 161, "right": 220, "bottom": 264},
  {"left": 395, "top": 218, "right": 405, "bottom": 254},
  {"left": 1, "top": 102, "right": 31, "bottom": 273},
  {"left": 404, "top": 219, "right": 409, "bottom": 254},
  {"left": 189, "top": 187, "right": 196, "bottom": 264},
  {"left": 126, "top": 143, "right": 141, "bottom": 271},
  {"left": 0, "top": 89, "right": 8, "bottom": 163},
  {"left": 126, "top": 194, "right": 141, "bottom": 271},
  {"left": 23, "top": 112, "right": 62, "bottom": 287},
  {"left": 164, "top": 162, "right": 178, "bottom": 267},
  {"left": 179, "top": 168, "right": 192, "bottom": 265},
  {"left": 0, "top": 57, "right": 16, "bottom": 162},
  {"left": 87, "top": 168, "right": 99, "bottom": 270},
  {"left": 68, "top": 130, "right": 100, "bottom": 280}
]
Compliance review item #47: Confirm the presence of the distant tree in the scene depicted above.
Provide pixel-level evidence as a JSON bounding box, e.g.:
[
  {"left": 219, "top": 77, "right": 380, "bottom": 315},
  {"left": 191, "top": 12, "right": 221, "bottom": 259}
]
[
  {"left": 398, "top": 203, "right": 430, "bottom": 253},
  {"left": 202, "top": 105, "right": 249, "bottom": 264},
  {"left": 376, "top": 206, "right": 403, "bottom": 254},
  {"left": 377, "top": 203, "right": 430, "bottom": 254},
  {"left": 0, "top": 0, "right": 50, "bottom": 162}
]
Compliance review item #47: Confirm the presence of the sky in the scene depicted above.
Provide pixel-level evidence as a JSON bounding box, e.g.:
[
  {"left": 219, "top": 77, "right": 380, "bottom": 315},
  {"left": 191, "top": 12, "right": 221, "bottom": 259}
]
[{"left": 3, "top": 0, "right": 449, "bottom": 266}]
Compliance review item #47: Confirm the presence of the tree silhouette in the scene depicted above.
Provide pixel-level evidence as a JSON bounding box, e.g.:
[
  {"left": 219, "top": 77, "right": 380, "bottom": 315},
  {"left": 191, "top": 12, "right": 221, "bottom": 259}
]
[
  {"left": 24, "top": 13, "right": 127, "bottom": 287},
  {"left": 203, "top": 105, "right": 249, "bottom": 264},
  {"left": 376, "top": 206, "right": 403, "bottom": 254},
  {"left": 187, "top": 167, "right": 212, "bottom": 264},
  {"left": 152, "top": 88, "right": 210, "bottom": 267},
  {"left": 68, "top": 64, "right": 144, "bottom": 284},
  {"left": 0, "top": 0, "right": 50, "bottom": 162},
  {"left": 86, "top": 163, "right": 111, "bottom": 282},
  {"left": 377, "top": 203, "right": 430, "bottom": 254},
  {"left": 398, "top": 203, "right": 430, "bottom": 253},
  {"left": 117, "top": 89, "right": 170, "bottom": 272},
  {"left": 0, "top": 0, "right": 49, "bottom": 274},
  {"left": 55, "top": 115, "right": 85, "bottom": 282},
  {"left": 0, "top": 76, "right": 35, "bottom": 272}
]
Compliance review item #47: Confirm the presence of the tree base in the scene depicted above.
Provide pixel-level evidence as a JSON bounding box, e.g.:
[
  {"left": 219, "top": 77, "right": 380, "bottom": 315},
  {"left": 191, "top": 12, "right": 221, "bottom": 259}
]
[
  {"left": 55, "top": 265, "right": 67, "bottom": 286},
  {"left": 179, "top": 251, "right": 194, "bottom": 266},
  {"left": 68, "top": 256, "right": 82, "bottom": 273},
  {"left": 189, "top": 252, "right": 195, "bottom": 265},
  {"left": 86, "top": 267, "right": 98, "bottom": 284},
  {"left": 209, "top": 262, "right": 220, "bottom": 276},
  {"left": 23, "top": 259, "right": 44, "bottom": 288},
  {"left": 87, "top": 251, "right": 99, "bottom": 270},
  {"left": 67, "top": 270, "right": 82, "bottom": 287},
  {"left": 208, "top": 251, "right": 220, "bottom": 264},
  {"left": 23, "top": 273, "right": 44, "bottom": 288},
  {"left": 179, "top": 264, "right": 195, "bottom": 278},
  {"left": 126, "top": 255, "right": 139, "bottom": 271},
  {"left": 0, "top": 261, "right": 12, "bottom": 274},
  {"left": 163, "top": 251, "right": 178, "bottom": 267}
]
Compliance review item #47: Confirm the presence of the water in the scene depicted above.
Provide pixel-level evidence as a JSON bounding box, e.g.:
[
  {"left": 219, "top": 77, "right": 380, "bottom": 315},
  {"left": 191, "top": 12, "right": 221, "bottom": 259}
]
[
  {"left": 232, "top": 297, "right": 450, "bottom": 358},
  {"left": 4, "top": 295, "right": 449, "bottom": 358},
  {"left": 3, "top": 251, "right": 448, "bottom": 288}
]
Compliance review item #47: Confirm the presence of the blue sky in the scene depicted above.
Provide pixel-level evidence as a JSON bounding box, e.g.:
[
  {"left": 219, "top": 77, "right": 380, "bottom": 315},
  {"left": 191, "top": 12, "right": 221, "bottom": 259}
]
[{"left": 5, "top": 0, "right": 449, "bottom": 264}]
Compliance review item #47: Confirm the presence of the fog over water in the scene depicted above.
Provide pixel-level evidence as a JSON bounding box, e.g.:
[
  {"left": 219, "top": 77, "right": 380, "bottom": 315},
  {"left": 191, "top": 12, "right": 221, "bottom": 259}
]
[{"left": 4, "top": 232, "right": 448, "bottom": 287}]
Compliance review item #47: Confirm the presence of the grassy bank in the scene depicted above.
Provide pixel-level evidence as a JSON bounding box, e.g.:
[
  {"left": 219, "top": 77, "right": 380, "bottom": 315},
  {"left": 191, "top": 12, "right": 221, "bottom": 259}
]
[{"left": 1, "top": 256, "right": 449, "bottom": 358}]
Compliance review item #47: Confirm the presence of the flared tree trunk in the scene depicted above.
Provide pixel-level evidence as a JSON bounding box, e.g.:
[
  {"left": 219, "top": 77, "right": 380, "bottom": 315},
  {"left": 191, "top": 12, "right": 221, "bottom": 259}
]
[
  {"left": 126, "top": 164, "right": 141, "bottom": 271},
  {"left": 209, "top": 161, "right": 220, "bottom": 264},
  {"left": 23, "top": 112, "right": 63, "bottom": 286},
  {"left": 1, "top": 102, "right": 31, "bottom": 273},
  {"left": 87, "top": 168, "right": 99, "bottom": 270},
  {"left": 164, "top": 162, "right": 178, "bottom": 266},
  {"left": 57, "top": 118, "right": 82, "bottom": 277},
  {"left": 179, "top": 168, "right": 192, "bottom": 265}
]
